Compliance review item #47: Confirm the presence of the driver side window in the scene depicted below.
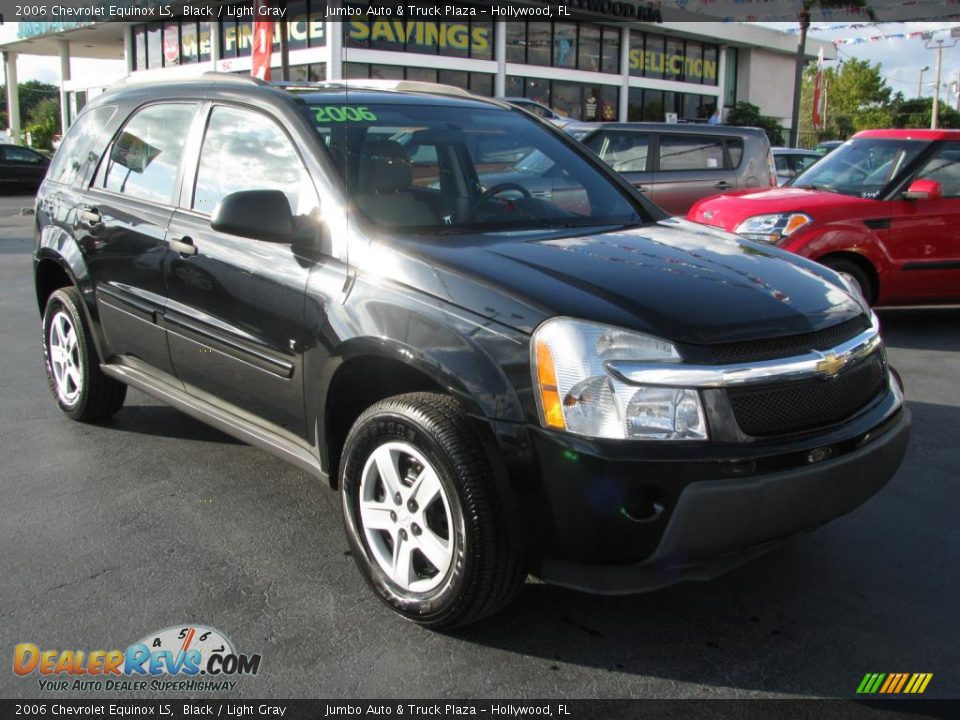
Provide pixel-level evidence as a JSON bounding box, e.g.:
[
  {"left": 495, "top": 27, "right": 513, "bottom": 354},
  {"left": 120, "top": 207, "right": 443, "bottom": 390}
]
[
  {"left": 192, "top": 105, "right": 319, "bottom": 217},
  {"left": 915, "top": 143, "right": 960, "bottom": 198}
]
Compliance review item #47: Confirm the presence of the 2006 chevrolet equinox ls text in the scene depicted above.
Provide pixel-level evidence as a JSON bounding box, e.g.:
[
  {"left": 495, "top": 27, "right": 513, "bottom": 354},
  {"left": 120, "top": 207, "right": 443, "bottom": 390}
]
[{"left": 34, "top": 75, "right": 910, "bottom": 628}]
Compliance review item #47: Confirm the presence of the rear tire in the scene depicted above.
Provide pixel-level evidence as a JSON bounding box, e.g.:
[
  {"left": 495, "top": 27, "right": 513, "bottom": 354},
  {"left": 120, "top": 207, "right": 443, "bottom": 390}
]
[
  {"left": 42, "top": 287, "right": 126, "bottom": 421},
  {"left": 340, "top": 392, "right": 525, "bottom": 629},
  {"left": 822, "top": 258, "right": 875, "bottom": 305}
]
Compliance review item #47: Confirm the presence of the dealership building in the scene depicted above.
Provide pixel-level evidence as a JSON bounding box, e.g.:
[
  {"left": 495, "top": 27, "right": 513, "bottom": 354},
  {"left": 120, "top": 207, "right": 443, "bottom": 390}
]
[{"left": 1, "top": 11, "right": 834, "bottom": 139}]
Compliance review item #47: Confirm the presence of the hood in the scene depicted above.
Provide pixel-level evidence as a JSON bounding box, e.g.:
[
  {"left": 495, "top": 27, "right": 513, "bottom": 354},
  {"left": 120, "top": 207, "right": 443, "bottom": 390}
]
[
  {"left": 688, "top": 187, "right": 879, "bottom": 233},
  {"left": 373, "top": 219, "right": 863, "bottom": 345}
]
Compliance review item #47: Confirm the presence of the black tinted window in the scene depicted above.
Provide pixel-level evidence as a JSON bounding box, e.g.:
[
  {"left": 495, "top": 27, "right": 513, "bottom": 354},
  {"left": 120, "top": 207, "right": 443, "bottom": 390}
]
[
  {"left": 659, "top": 135, "right": 726, "bottom": 171},
  {"left": 4, "top": 146, "right": 44, "bottom": 163},
  {"left": 726, "top": 138, "right": 743, "bottom": 168},
  {"left": 47, "top": 106, "right": 118, "bottom": 187},
  {"left": 193, "top": 105, "right": 318, "bottom": 216},
  {"left": 102, "top": 103, "right": 196, "bottom": 204}
]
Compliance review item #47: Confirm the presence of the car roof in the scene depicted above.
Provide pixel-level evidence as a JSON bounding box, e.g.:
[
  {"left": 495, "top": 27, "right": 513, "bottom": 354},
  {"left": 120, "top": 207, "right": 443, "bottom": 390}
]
[
  {"left": 852, "top": 129, "right": 960, "bottom": 141},
  {"left": 572, "top": 122, "right": 767, "bottom": 136}
]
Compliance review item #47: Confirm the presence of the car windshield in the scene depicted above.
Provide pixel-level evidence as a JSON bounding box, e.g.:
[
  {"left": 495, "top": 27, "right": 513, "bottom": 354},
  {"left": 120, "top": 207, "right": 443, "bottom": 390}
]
[
  {"left": 305, "top": 102, "right": 645, "bottom": 234},
  {"left": 793, "top": 138, "right": 925, "bottom": 198}
]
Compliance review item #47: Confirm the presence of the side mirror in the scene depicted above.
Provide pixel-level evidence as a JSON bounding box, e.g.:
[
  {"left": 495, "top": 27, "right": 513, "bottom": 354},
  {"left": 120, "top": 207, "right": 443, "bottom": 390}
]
[
  {"left": 903, "top": 178, "right": 942, "bottom": 201},
  {"left": 211, "top": 190, "right": 295, "bottom": 241}
]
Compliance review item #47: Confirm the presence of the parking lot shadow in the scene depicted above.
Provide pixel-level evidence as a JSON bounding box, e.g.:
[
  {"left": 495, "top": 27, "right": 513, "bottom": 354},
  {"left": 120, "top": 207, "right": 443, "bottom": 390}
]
[
  {"left": 878, "top": 307, "right": 960, "bottom": 352},
  {"left": 454, "top": 398, "right": 959, "bottom": 698},
  {"left": 96, "top": 404, "right": 243, "bottom": 445}
]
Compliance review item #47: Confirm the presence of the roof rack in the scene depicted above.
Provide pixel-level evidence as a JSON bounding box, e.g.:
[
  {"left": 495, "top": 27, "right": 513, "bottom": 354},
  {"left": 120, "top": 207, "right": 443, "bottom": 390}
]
[
  {"left": 111, "top": 71, "right": 266, "bottom": 88},
  {"left": 269, "top": 78, "right": 474, "bottom": 98}
]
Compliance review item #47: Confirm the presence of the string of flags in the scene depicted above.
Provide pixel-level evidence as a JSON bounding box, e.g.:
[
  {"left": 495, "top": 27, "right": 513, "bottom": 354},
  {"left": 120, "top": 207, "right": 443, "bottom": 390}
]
[{"left": 830, "top": 25, "right": 960, "bottom": 45}]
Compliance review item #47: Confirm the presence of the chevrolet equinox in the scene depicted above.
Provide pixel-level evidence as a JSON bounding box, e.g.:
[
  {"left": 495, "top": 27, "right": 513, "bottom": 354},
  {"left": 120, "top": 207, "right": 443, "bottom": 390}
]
[{"left": 34, "top": 76, "right": 910, "bottom": 628}]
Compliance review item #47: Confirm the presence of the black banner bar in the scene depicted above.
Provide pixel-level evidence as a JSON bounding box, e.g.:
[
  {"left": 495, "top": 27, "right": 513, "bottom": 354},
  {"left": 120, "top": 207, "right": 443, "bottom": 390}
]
[{"left": 0, "top": 700, "right": 957, "bottom": 720}]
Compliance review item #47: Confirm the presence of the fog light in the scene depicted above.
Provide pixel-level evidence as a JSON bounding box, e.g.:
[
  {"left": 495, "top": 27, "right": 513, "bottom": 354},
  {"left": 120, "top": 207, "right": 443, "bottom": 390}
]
[{"left": 807, "top": 446, "right": 836, "bottom": 464}]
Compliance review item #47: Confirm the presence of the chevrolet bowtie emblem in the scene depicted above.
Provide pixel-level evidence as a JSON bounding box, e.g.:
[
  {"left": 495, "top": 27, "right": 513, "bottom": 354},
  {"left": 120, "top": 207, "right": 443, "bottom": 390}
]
[{"left": 815, "top": 352, "right": 845, "bottom": 378}]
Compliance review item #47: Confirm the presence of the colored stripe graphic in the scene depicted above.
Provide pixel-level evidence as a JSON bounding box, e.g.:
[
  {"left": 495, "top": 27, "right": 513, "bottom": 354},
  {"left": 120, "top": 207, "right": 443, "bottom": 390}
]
[{"left": 857, "top": 673, "right": 932, "bottom": 694}]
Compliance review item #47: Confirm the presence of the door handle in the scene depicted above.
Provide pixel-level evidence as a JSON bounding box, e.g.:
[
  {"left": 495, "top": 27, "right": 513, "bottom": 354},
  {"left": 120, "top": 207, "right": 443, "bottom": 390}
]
[
  {"left": 169, "top": 237, "right": 197, "bottom": 256},
  {"left": 78, "top": 207, "right": 101, "bottom": 224},
  {"left": 634, "top": 184, "right": 650, "bottom": 193},
  {"left": 714, "top": 182, "right": 734, "bottom": 190}
]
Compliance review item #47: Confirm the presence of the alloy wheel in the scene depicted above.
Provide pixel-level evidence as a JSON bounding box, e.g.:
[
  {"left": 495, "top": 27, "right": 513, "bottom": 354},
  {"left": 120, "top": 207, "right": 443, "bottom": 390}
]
[{"left": 48, "top": 310, "right": 82, "bottom": 405}]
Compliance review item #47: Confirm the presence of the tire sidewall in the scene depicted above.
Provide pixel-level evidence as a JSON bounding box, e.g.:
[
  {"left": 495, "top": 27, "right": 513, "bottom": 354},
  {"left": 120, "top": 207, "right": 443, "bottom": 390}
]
[
  {"left": 42, "top": 289, "right": 91, "bottom": 418},
  {"left": 341, "top": 410, "right": 471, "bottom": 623}
]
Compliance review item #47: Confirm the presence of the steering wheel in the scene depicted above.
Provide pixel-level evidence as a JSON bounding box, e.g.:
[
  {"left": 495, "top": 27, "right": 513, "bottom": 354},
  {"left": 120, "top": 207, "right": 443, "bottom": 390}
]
[{"left": 466, "top": 183, "right": 533, "bottom": 220}]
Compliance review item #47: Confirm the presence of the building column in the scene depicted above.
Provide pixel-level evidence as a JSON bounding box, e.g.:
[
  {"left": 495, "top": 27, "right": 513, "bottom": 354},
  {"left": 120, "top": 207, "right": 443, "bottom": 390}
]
[
  {"left": 494, "top": 21, "right": 506, "bottom": 96},
  {"left": 326, "top": 20, "right": 343, "bottom": 80},
  {"left": 4, "top": 51, "right": 21, "bottom": 143},
  {"left": 123, "top": 25, "right": 134, "bottom": 74},
  {"left": 211, "top": 19, "right": 224, "bottom": 67},
  {"left": 716, "top": 44, "right": 728, "bottom": 120},
  {"left": 619, "top": 26, "right": 630, "bottom": 121},
  {"left": 58, "top": 40, "right": 72, "bottom": 132}
]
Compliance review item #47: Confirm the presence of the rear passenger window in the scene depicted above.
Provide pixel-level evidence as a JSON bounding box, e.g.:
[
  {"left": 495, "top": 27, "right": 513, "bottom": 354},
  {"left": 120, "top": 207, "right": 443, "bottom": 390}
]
[
  {"left": 47, "top": 106, "right": 118, "bottom": 187},
  {"left": 726, "top": 139, "right": 743, "bottom": 168},
  {"left": 192, "top": 105, "right": 318, "bottom": 216},
  {"left": 659, "top": 135, "right": 725, "bottom": 172},
  {"left": 584, "top": 131, "right": 650, "bottom": 172},
  {"left": 101, "top": 103, "right": 196, "bottom": 204}
]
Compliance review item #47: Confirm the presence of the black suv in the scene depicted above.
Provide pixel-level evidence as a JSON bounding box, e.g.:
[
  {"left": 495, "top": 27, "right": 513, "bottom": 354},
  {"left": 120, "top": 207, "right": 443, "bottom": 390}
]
[{"left": 34, "top": 75, "right": 910, "bottom": 628}]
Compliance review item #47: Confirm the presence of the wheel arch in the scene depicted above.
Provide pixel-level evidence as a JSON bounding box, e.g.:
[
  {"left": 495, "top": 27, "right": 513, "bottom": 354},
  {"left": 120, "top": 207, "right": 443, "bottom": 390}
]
[{"left": 817, "top": 250, "right": 881, "bottom": 304}]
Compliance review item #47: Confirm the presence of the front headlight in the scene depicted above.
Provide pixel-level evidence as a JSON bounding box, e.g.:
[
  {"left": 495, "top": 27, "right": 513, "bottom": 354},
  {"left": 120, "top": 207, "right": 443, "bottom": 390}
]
[
  {"left": 735, "top": 213, "right": 812, "bottom": 244},
  {"left": 532, "top": 318, "right": 707, "bottom": 441}
]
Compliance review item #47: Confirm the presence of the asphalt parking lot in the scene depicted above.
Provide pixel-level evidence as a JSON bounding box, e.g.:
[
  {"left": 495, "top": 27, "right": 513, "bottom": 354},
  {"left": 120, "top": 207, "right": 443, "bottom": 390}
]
[{"left": 1, "top": 193, "right": 958, "bottom": 700}]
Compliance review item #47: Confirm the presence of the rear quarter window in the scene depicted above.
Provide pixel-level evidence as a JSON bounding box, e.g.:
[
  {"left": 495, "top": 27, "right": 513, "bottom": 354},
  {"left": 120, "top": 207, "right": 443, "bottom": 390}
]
[
  {"left": 658, "top": 135, "right": 726, "bottom": 172},
  {"left": 46, "top": 106, "right": 118, "bottom": 187}
]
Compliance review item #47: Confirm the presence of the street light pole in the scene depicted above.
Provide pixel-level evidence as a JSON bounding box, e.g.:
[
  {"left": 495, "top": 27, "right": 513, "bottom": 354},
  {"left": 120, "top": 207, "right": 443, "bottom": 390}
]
[{"left": 918, "top": 65, "right": 929, "bottom": 98}]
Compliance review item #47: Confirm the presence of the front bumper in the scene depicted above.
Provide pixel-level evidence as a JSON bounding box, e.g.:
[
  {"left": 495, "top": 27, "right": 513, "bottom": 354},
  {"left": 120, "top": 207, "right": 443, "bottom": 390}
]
[{"left": 529, "top": 407, "right": 910, "bottom": 594}]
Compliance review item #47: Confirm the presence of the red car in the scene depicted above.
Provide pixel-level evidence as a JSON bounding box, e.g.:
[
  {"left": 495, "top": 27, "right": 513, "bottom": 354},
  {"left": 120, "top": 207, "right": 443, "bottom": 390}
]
[{"left": 687, "top": 129, "right": 960, "bottom": 305}]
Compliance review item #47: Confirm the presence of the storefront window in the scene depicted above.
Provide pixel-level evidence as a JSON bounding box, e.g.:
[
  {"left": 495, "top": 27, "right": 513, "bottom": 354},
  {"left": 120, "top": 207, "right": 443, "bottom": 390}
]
[
  {"left": 702, "top": 44, "right": 718, "bottom": 86},
  {"left": 506, "top": 24, "right": 525, "bottom": 64},
  {"left": 470, "top": 73, "right": 494, "bottom": 97},
  {"left": 664, "top": 37, "right": 683, "bottom": 81},
  {"left": 506, "top": 76, "right": 619, "bottom": 122},
  {"left": 628, "top": 87, "right": 643, "bottom": 122},
  {"left": 526, "top": 23, "right": 551, "bottom": 66},
  {"left": 601, "top": 27, "right": 620, "bottom": 74},
  {"left": 644, "top": 90, "right": 664, "bottom": 121},
  {"left": 162, "top": 23, "right": 179, "bottom": 67},
  {"left": 180, "top": 22, "right": 198, "bottom": 65},
  {"left": 642, "top": 34, "right": 664, "bottom": 79},
  {"left": 553, "top": 23, "right": 577, "bottom": 69},
  {"left": 578, "top": 25, "right": 601, "bottom": 72},
  {"left": 147, "top": 25, "right": 162, "bottom": 69},
  {"left": 372, "top": 65, "right": 404, "bottom": 80}
]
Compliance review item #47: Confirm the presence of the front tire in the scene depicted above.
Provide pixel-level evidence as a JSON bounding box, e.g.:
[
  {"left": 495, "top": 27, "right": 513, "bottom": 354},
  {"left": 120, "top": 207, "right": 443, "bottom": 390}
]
[
  {"left": 823, "top": 258, "right": 875, "bottom": 305},
  {"left": 42, "top": 287, "right": 126, "bottom": 421},
  {"left": 340, "top": 393, "right": 525, "bottom": 629}
]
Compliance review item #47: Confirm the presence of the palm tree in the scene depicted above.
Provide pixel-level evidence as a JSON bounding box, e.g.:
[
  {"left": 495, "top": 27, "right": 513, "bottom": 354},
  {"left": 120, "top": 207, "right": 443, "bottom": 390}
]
[{"left": 789, "top": 1, "right": 876, "bottom": 147}]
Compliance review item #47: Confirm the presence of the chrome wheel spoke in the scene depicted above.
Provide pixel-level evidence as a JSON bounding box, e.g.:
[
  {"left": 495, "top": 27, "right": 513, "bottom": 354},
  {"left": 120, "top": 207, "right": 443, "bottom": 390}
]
[
  {"left": 359, "top": 500, "right": 394, "bottom": 531},
  {"left": 372, "top": 445, "right": 403, "bottom": 498},
  {"left": 48, "top": 311, "right": 82, "bottom": 404},
  {"left": 410, "top": 467, "right": 442, "bottom": 508},
  {"left": 415, "top": 527, "right": 452, "bottom": 573},
  {"left": 391, "top": 534, "right": 416, "bottom": 587}
]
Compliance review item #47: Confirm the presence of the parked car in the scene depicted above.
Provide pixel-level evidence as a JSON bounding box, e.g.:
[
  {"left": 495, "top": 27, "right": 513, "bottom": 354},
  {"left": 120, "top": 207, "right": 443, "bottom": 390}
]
[
  {"left": 499, "top": 97, "right": 574, "bottom": 129},
  {"left": 688, "top": 128, "right": 960, "bottom": 306},
  {"left": 813, "top": 140, "right": 844, "bottom": 155},
  {"left": 578, "top": 123, "right": 777, "bottom": 215},
  {"left": 1, "top": 143, "right": 50, "bottom": 192},
  {"left": 34, "top": 76, "right": 909, "bottom": 628},
  {"left": 772, "top": 147, "right": 821, "bottom": 185}
]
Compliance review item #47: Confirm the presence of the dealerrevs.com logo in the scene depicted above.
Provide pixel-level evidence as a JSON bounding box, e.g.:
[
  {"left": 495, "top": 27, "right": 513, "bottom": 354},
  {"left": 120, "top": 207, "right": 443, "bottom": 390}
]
[{"left": 13, "top": 625, "right": 262, "bottom": 692}]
